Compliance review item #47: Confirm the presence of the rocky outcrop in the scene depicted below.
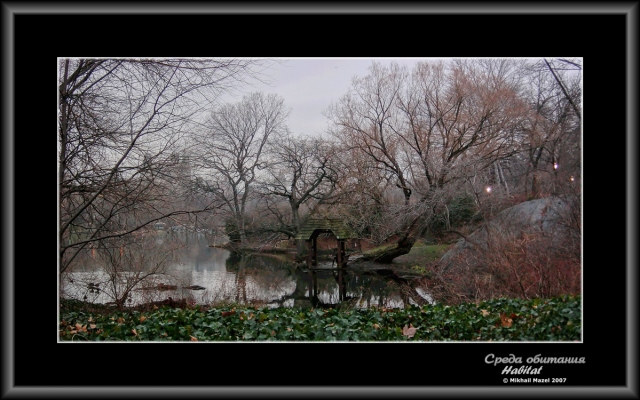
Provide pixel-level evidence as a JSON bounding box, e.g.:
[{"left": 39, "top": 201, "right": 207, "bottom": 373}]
[{"left": 438, "top": 197, "right": 579, "bottom": 273}]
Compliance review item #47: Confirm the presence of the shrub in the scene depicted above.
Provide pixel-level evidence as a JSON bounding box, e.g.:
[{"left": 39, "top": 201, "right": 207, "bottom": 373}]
[
  {"left": 59, "top": 295, "right": 581, "bottom": 341},
  {"left": 427, "top": 229, "right": 580, "bottom": 305},
  {"left": 448, "top": 195, "right": 478, "bottom": 227}
]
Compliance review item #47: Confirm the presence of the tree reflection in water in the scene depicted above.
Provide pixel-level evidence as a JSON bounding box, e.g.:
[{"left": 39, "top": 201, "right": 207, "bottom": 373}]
[{"left": 60, "top": 232, "right": 433, "bottom": 309}]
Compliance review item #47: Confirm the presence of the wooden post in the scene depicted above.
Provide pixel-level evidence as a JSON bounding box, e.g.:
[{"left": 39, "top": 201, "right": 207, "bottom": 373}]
[
  {"left": 337, "top": 239, "right": 346, "bottom": 268},
  {"left": 338, "top": 268, "right": 344, "bottom": 301},
  {"left": 311, "top": 236, "right": 317, "bottom": 266},
  {"left": 313, "top": 271, "right": 318, "bottom": 298},
  {"left": 308, "top": 270, "right": 318, "bottom": 307},
  {"left": 306, "top": 233, "right": 318, "bottom": 269}
]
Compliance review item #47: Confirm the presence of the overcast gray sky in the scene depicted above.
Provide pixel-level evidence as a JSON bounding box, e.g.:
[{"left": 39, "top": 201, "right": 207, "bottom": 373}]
[{"left": 228, "top": 58, "right": 436, "bottom": 138}]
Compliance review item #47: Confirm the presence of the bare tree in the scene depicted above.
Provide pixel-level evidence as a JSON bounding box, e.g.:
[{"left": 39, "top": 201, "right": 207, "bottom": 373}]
[
  {"left": 519, "top": 59, "right": 581, "bottom": 199},
  {"left": 326, "top": 62, "right": 413, "bottom": 205},
  {"left": 327, "top": 60, "right": 528, "bottom": 262},
  {"left": 332, "top": 145, "right": 402, "bottom": 246},
  {"left": 256, "top": 134, "right": 340, "bottom": 254},
  {"left": 59, "top": 58, "right": 272, "bottom": 275},
  {"left": 192, "top": 92, "right": 290, "bottom": 246}
]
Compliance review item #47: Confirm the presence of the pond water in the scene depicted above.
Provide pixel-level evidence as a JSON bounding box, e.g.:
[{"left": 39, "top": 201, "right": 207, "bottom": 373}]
[{"left": 60, "top": 231, "right": 433, "bottom": 309}]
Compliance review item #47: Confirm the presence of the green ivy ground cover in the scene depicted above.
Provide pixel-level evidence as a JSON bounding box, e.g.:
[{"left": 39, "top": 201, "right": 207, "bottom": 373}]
[{"left": 59, "top": 295, "right": 581, "bottom": 342}]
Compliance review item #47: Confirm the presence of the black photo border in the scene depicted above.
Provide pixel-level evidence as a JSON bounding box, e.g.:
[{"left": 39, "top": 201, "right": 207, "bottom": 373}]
[{"left": 3, "top": 1, "right": 637, "bottom": 398}]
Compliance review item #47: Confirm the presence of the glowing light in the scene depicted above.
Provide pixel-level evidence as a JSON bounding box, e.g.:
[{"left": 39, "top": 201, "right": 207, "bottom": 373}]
[
  {"left": 486, "top": 186, "right": 492, "bottom": 193},
  {"left": 553, "top": 163, "right": 559, "bottom": 170},
  {"left": 570, "top": 176, "right": 575, "bottom": 182}
]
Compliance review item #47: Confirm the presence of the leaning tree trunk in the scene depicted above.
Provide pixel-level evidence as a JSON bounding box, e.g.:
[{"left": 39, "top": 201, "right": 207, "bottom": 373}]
[{"left": 358, "top": 216, "right": 422, "bottom": 264}]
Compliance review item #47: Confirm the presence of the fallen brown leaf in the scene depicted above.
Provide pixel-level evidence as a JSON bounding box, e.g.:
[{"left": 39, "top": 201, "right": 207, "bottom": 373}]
[
  {"left": 402, "top": 324, "right": 417, "bottom": 338},
  {"left": 221, "top": 311, "right": 236, "bottom": 317},
  {"left": 190, "top": 336, "right": 198, "bottom": 341},
  {"left": 500, "top": 313, "right": 513, "bottom": 328}
]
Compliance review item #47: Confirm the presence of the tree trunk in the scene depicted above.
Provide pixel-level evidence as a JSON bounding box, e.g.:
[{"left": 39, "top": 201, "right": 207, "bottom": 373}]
[
  {"left": 497, "top": 161, "right": 509, "bottom": 197},
  {"left": 358, "top": 215, "right": 422, "bottom": 263},
  {"left": 291, "top": 204, "right": 306, "bottom": 256},
  {"left": 531, "top": 172, "right": 539, "bottom": 199},
  {"left": 296, "top": 239, "right": 306, "bottom": 257}
]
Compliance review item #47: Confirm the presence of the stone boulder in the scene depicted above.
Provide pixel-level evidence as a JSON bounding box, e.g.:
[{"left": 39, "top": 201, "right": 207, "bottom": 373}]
[{"left": 438, "top": 196, "right": 579, "bottom": 273}]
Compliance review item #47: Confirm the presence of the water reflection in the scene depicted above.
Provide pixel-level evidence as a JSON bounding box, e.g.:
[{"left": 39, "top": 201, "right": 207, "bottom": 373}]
[{"left": 60, "top": 232, "right": 433, "bottom": 309}]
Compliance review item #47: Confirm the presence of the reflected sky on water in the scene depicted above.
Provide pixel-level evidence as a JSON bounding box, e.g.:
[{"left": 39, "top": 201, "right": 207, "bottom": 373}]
[{"left": 60, "top": 231, "right": 432, "bottom": 309}]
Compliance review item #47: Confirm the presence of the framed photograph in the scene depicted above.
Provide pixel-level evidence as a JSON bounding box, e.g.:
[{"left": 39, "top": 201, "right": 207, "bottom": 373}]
[{"left": 6, "top": 2, "right": 634, "bottom": 398}]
